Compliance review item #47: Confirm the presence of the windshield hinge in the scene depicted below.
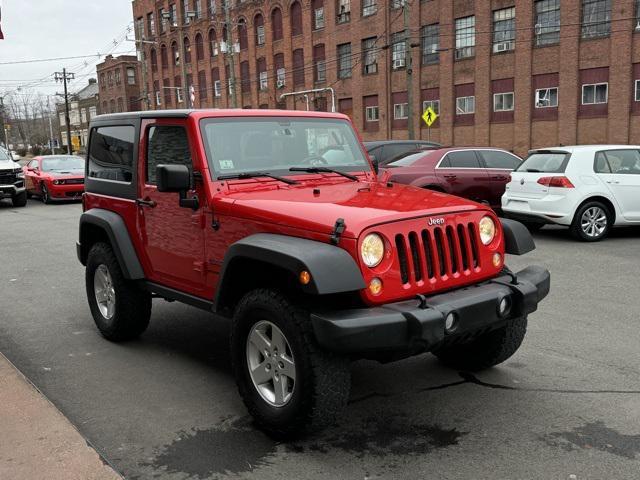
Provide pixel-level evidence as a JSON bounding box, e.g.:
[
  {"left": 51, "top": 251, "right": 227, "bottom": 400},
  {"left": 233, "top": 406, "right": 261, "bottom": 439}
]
[{"left": 330, "top": 218, "right": 346, "bottom": 245}]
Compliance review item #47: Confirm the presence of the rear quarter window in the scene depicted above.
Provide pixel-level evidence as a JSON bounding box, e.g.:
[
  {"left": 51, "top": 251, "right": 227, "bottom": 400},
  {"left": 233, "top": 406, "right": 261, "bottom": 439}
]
[
  {"left": 88, "top": 126, "right": 135, "bottom": 183},
  {"left": 517, "top": 152, "right": 569, "bottom": 173},
  {"left": 479, "top": 150, "right": 521, "bottom": 170}
]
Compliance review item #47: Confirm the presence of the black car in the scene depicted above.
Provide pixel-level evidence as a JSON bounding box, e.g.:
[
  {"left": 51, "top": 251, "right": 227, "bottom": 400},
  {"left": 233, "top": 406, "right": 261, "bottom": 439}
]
[{"left": 364, "top": 140, "right": 440, "bottom": 166}]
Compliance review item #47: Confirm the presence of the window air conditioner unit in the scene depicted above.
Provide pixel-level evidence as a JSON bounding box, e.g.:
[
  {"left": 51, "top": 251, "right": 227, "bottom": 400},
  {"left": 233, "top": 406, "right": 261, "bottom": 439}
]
[
  {"left": 495, "top": 41, "right": 512, "bottom": 53},
  {"left": 277, "top": 79, "right": 285, "bottom": 88},
  {"left": 219, "top": 41, "right": 228, "bottom": 53},
  {"left": 430, "top": 46, "right": 439, "bottom": 54},
  {"left": 636, "top": 20, "right": 640, "bottom": 31},
  {"left": 392, "top": 58, "right": 405, "bottom": 69}
]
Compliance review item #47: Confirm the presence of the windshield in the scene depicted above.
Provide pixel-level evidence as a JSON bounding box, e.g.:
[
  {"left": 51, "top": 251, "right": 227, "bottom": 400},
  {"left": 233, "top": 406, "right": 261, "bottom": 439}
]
[
  {"left": 0, "top": 149, "right": 11, "bottom": 161},
  {"left": 200, "top": 117, "right": 370, "bottom": 177},
  {"left": 42, "top": 156, "right": 85, "bottom": 172},
  {"left": 517, "top": 152, "right": 569, "bottom": 173}
]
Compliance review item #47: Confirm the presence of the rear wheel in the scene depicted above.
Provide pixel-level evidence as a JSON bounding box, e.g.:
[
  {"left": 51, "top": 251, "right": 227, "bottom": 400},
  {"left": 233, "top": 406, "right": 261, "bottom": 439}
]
[
  {"left": 86, "top": 242, "right": 151, "bottom": 341},
  {"left": 570, "top": 201, "right": 611, "bottom": 242},
  {"left": 434, "top": 316, "right": 528, "bottom": 371},
  {"left": 230, "top": 289, "right": 351, "bottom": 438},
  {"left": 12, "top": 191, "right": 27, "bottom": 207}
]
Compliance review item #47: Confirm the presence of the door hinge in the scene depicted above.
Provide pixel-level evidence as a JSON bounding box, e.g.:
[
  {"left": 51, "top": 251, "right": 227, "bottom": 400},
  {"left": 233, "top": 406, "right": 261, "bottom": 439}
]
[{"left": 330, "top": 218, "right": 346, "bottom": 245}]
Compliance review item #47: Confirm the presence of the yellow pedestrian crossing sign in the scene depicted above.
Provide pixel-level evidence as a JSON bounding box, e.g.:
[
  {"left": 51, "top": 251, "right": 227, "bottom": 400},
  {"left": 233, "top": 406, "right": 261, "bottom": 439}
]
[{"left": 422, "top": 106, "right": 438, "bottom": 127}]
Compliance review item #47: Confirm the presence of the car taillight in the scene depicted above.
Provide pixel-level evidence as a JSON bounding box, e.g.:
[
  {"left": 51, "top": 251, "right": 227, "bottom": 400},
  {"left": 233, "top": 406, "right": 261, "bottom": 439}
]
[{"left": 537, "top": 176, "right": 574, "bottom": 188}]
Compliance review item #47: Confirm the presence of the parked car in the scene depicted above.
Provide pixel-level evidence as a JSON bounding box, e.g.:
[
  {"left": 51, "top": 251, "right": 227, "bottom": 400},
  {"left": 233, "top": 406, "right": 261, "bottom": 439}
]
[
  {"left": 380, "top": 147, "right": 522, "bottom": 211},
  {"left": 364, "top": 140, "right": 440, "bottom": 166},
  {"left": 503, "top": 145, "right": 640, "bottom": 241},
  {"left": 0, "top": 148, "right": 27, "bottom": 207},
  {"left": 77, "top": 109, "right": 549, "bottom": 437},
  {"left": 23, "top": 155, "right": 85, "bottom": 203}
]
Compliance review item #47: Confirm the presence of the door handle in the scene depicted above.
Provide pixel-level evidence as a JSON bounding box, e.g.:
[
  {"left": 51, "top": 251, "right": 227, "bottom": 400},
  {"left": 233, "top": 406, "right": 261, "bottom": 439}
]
[
  {"left": 136, "top": 197, "right": 157, "bottom": 208},
  {"left": 491, "top": 175, "right": 506, "bottom": 180},
  {"left": 443, "top": 174, "right": 457, "bottom": 179},
  {"left": 606, "top": 180, "right": 620, "bottom": 185}
]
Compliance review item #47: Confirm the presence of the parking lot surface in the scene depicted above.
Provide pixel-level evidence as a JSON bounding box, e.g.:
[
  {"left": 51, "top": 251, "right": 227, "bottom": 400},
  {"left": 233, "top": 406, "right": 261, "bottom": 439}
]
[{"left": 1, "top": 199, "right": 639, "bottom": 480}]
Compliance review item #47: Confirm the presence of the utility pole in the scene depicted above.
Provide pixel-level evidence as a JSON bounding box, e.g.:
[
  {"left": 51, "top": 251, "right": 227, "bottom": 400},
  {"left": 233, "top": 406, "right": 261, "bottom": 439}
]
[
  {"left": 54, "top": 69, "right": 75, "bottom": 154},
  {"left": 224, "top": 0, "right": 238, "bottom": 108},
  {"left": 0, "top": 96, "right": 6, "bottom": 148},
  {"left": 161, "top": 10, "right": 192, "bottom": 108},
  {"left": 134, "top": 20, "right": 151, "bottom": 110},
  {"left": 403, "top": 0, "right": 415, "bottom": 140}
]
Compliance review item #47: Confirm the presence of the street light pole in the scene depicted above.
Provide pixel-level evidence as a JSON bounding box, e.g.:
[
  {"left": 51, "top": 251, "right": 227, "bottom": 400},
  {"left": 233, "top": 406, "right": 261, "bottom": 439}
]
[
  {"left": 403, "top": 0, "right": 415, "bottom": 140},
  {"left": 224, "top": 0, "right": 238, "bottom": 108}
]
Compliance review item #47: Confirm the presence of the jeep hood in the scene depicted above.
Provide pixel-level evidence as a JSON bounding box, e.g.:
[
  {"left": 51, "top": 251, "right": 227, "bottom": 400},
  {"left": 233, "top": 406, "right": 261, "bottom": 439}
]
[{"left": 219, "top": 181, "right": 486, "bottom": 238}]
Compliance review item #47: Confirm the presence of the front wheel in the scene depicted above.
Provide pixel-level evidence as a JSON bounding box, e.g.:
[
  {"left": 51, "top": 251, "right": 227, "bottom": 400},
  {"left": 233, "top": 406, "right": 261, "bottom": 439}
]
[
  {"left": 12, "top": 191, "right": 27, "bottom": 207},
  {"left": 570, "top": 201, "right": 611, "bottom": 242},
  {"left": 433, "top": 316, "right": 528, "bottom": 371},
  {"left": 41, "top": 183, "right": 51, "bottom": 204},
  {"left": 230, "top": 289, "right": 351, "bottom": 439}
]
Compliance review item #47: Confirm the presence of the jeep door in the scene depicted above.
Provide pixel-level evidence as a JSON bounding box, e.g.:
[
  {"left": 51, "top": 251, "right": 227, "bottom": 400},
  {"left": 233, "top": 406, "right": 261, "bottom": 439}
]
[
  {"left": 137, "top": 119, "right": 208, "bottom": 295},
  {"left": 435, "top": 150, "right": 490, "bottom": 205}
]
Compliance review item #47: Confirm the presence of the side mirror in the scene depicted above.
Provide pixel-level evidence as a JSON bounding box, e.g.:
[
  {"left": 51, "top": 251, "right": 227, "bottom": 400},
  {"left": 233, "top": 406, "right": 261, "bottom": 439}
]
[
  {"left": 156, "top": 164, "right": 199, "bottom": 210},
  {"left": 370, "top": 156, "right": 379, "bottom": 175}
]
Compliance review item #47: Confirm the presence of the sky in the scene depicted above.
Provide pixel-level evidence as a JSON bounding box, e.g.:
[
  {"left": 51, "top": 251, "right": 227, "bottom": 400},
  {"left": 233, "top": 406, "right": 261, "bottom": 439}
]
[{"left": 0, "top": 0, "right": 135, "bottom": 102}]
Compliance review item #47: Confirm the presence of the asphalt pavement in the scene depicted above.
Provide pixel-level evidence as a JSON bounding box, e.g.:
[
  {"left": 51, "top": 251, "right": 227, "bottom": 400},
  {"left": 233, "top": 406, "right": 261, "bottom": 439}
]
[{"left": 1, "top": 198, "right": 639, "bottom": 480}]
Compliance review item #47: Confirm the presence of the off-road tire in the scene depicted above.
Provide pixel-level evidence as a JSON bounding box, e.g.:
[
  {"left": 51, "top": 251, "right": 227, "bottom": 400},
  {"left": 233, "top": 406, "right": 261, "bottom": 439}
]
[
  {"left": 433, "top": 316, "right": 528, "bottom": 371},
  {"left": 570, "top": 201, "right": 611, "bottom": 242},
  {"left": 12, "top": 191, "right": 27, "bottom": 207},
  {"left": 230, "top": 289, "right": 351, "bottom": 439},
  {"left": 41, "top": 183, "right": 51, "bottom": 204},
  {"left": 86, "top": 242, "right": 151, "bottom": 341}
]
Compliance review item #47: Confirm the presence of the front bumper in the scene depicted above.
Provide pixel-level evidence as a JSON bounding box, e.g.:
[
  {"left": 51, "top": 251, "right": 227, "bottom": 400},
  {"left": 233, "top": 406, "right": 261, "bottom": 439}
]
[
  {"left": 311, "top": 266, "right": 550, "bottom": 354},
  {"left": 0, "top": 182, "right": 25, "bottom": 199},
  {"left": 48, "top": 182, "right": 84, "bottom": 200}
]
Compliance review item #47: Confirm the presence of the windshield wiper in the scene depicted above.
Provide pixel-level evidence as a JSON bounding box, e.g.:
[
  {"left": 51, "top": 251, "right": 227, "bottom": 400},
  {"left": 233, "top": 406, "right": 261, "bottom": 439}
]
[
  {"left": 217, "top": 171, "right": 299, "bottom": 185},
  {"left": 289, "top": 167, "right": 359, "bottom": 181}
]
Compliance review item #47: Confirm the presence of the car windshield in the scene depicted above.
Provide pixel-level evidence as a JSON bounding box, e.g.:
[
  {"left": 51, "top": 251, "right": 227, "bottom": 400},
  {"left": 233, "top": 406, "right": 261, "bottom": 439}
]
[
  {"left": 387, "top": 151, "right": 433, "bottom": 167},
  {"left": 0, "top": 149, "right": 11, "bottom": 161},
  {"left": 517, "top": 152, "right": 569, "bottom": 173},
  {"left": 41, "top": 156, "right": 85, "bottom": 172},
  {"left": 200, "top": 117, "right": 370, "bottom": 177}
]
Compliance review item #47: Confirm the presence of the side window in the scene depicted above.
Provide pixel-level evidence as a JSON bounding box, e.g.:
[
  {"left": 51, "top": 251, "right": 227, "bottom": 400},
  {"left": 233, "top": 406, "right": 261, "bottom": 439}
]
[
  {"left": 28, "top": 160, "right": 39, "bottom": 169},
  {"left": 88, "top": 126, "right": 135, "bottom": 182},
  {"left": 479, "top": 150, "right": 521, "bottom": 170},
  {"left": 443, "top": 151, "right": 481, "bottom": 168},
  {"left": 603, "top": 150, "right": 640, "bottom": 175},
  {"left": 382, "top": 143, "right": 411, "bottom": 163},
  {"left": 594, "top": 152, "right": 611, "bottom": 173},
  {"left": 146, "top": 125, "right": 192, "bottom": 185}
]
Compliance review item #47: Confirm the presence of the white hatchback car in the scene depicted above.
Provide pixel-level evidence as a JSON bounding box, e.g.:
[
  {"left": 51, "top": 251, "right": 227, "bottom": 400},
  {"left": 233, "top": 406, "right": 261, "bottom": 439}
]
[{"left": 502, "top": 145, "right": 640, "bottom": 241}]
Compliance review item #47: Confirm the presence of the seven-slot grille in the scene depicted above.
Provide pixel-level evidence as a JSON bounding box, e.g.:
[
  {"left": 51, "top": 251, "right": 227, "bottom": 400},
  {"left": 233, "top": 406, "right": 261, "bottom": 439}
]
[
  {"left": 395, "top": 222, "right": 481, "bottom": 285},
  {"left": 0, "top": 171, "right": 17, "bottom": 185}
]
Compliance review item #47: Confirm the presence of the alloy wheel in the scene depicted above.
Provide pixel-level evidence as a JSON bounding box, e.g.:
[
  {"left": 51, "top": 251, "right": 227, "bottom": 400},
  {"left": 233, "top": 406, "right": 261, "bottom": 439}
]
[
  {"left": 246, "top": 320, "right": 296, "bottom": 407},
  {"left": 94, "top": 264, "right": 116, "bottom": 320},
  {"left": 581, "top": 206, "right": 607, "bottom": 238}
]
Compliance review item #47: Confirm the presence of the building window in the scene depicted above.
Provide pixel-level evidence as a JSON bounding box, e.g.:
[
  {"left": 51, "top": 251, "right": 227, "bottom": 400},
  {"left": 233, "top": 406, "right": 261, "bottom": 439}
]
[
  {"left": 195, "top": 33, "right": 204, "bottom": 60},
  {"left": 259, "top": 71, "right": 268, "bottom": 90},
  {"left": 238, "top": 19, "right": 248, "bottom": 50},
  {"left": 291, "top": 1, "right": 303, "bottom": 36},
  {"left": 394, "top": 103, "right": 408, "bottom": 119},
  {"left": 365, "top": 106, "right": 379, "bottom": 121},
  {"left": 156, "top": 91, "right": 162, "bottom": 106},
  {"left": 337, "top": 0, "right": 351, "bottom": 24},
  {"left": 422, "top": 99, "right": 439, "bottom": 114},
  {"left": 493, "top": 7, "right": 515, "bottom": 53},
  {"left": 535, "top": 0, "right": 561, "bottom": 46},
  {"left": 293, "top": 49, "right": 305, "bottom": 86},
  {"left": 115, "top": 69, "right": 122, "bottom": 85},
  {"left": 362, "top": 0, "right": 377, "bottom": 17},
  {"left": 181, "top": 0, "right": 191, "bottom": 24},
  {"left": 337, "top": 43, "right": 352, "bottom": 78},
  {"left": 209, "top": 30, "right": 217, "bottom": 56},
  {"left": 535, "top": 87, "right": 558, "bottom": 107},
  {"left": 421, "top": 24, "right": 439, "bottom": 65},
  {"left": 170, "top": 4, "right": 178, "bottom": 27},
  {"left": 391, "top": 33, "right": 406, "bottom": 69},
  {"left": 276, "top": 68, "right": 286, "bottom": 87},
  {"left": 272, "top": 8, "right": 283, "bottom": 41},
  {"left": 81, "top": 109, "right": 87, "bottom": 124},
  {"left": 214, "top": 80, "right": 222, "bottom": 97},
  {"left": 209, "top": 0, "right": 216, "bottom": 15},
  {"left": 314, "top": 44, "right": 326, "bottom": 82},
  {"left": 127, "top": 68, "right": 136, "bottom": 85},
  {"left": 256, "top": 24, "right": 265, "bottom": 45},
  {"left": 581, "top": 0, "right": 611, "bottom": 39},
  {"left": 172, "top": 42, "right": 180, "bottom": 65},
  {"left": 183, "top": 37, "right": 192, "bottom": 63},
  {"left": 147, "top": 12, "right": 156, "bottom": 36},
  {"left": 582, "top": 82, "right": 608, "bottom": 104},
  {"left": 455, "top": 16, "right": 475, "bottom": 60},
  {"left": 635, "top": 80, "right": 640, "bottom": 101},
  {"left": 89, "top": 106, "right": 97, "bottom": 119},
  {"left": 493, "top": 92, "right": 514, "bottom": 112},
  {"left": 456, "top": 96, "right": 475, "bottom": 114},
  {"left": 390, "top": 0, "right": 403, "bottom": 9},
  {"left": 195, "top": 0, "right": 202, "bottom": 18},
  {"left": 160, "top": 8, "right": 168, "bottom": 33},
  {"left": 362, "top": 37, "right": 378, "bottom": 74},
  {"left": 313, "top": 0, "right": 325, "bottom": 29}
]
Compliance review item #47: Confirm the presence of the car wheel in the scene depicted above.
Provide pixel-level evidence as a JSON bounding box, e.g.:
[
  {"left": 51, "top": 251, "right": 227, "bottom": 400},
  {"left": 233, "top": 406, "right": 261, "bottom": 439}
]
[
  {"left": 41, "top": 183, "right": 51, "bottom": 204},
  {"left": 433, "top": 316, "right": 527, "bottom": 371},
  {"left": 86, "top": 242, "right": 151, "bottom": 341},
  {"left": 570, "top": 201, "right": 611, "bottom": 242},
  {"left": 230, "top": 289, "right": 351, "bottom": 439},
  {"left": 12, "top": 191, "right": 27, "bottom": 207}
]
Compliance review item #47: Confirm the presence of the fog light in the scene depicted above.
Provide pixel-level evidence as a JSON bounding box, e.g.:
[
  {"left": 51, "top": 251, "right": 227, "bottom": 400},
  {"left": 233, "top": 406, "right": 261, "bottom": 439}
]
[
  {"left": 492, "top": 252, "right": 502, "bottom": 268},
  {"left": 498, "top": 297, "right": 511, "bottom": 317},
  {"left": 445, "top": 312, "right": 457, "bottom": 332},
  {"left": 299, "top": 270, "right": 311, "bottom": 285},
  {"left": 369, "top": 278, "right": 383, "bottom": 296}
]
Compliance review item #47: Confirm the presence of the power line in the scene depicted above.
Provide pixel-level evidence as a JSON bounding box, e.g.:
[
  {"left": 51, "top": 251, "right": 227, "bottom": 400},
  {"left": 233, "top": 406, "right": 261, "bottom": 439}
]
[{"left": 0, "top": 51, "right": 136, "bottom": 66}]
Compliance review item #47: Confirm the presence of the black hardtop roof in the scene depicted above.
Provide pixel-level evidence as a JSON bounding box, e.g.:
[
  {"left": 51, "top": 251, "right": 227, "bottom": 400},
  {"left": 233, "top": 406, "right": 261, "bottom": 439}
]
[{"left": 92, "top": 109, "right": 192, "bottom": 122}]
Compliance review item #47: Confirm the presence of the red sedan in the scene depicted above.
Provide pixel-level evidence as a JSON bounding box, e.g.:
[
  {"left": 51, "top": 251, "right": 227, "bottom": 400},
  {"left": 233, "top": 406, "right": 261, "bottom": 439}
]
[
  {"left": 23, "top": 155, "right": 85, "bottom": 203},
  {"left": 380, "top": 147, "right": 522, "bottom": 211}
]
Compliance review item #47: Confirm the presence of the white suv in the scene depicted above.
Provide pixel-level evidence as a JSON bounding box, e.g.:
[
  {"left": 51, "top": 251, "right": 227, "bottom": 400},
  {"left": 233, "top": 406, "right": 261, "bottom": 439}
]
[{"left": 502, "top": 145, "right": 640, "bottom": 241}]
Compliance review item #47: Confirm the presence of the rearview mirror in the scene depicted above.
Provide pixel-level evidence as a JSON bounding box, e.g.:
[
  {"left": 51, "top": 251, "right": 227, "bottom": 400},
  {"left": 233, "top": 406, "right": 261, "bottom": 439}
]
[{"left": 156, "top": 164, "right": 199, "bottom": 210}]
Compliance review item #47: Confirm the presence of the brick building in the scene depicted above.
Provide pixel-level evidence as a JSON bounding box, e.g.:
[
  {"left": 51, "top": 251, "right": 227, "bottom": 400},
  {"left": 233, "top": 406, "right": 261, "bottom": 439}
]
[
  {"left": 131, "top": 0, "right": 640, "bottom": 156},
  {"left": 96, "top": 55, "right": 142, "bottom": 113}
]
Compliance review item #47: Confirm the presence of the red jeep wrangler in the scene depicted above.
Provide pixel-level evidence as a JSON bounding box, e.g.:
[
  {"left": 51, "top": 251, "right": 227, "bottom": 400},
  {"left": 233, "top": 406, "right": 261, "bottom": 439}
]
[{"left": 77, "top": 109, "right": 550, "bottom": 437}]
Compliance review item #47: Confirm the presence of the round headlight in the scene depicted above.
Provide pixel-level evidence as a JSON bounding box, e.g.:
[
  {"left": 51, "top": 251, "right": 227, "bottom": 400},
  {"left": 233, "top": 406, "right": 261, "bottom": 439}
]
[
  {"left": 479, "top": 216, "right": 496, "bottom": 245},
  {"left": 361, "top": 233, "right": 385, "bottom": 267}
]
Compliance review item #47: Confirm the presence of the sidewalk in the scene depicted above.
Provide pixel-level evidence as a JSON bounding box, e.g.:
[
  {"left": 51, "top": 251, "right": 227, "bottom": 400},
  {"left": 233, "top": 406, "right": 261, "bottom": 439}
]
[{"left": 0, "top": 353, "right": 121, "bottom": 480}]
